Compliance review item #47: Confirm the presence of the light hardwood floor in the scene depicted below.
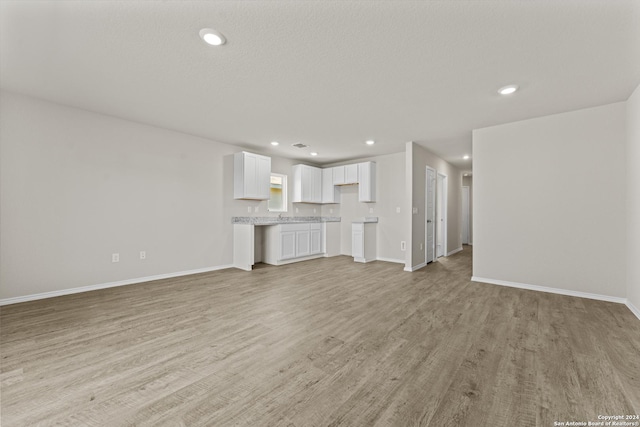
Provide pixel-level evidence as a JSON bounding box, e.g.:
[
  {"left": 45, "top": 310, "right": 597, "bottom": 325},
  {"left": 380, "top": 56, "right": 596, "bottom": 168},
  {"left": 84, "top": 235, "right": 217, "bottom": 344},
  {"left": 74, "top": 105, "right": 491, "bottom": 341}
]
[{"left": 1, "top": 247, "right": 639, "bottom": 426}]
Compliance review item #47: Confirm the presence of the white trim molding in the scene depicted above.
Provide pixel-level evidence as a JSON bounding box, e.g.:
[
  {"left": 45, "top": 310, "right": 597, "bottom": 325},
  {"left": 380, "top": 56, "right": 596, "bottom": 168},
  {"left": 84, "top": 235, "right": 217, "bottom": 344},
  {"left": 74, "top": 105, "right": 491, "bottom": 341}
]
[
  {"left": 404, "top": 262, "right": 427, "bottom": 272},
  {"left": 471, "top": 276, "right": 627, "bottom": 304},
  {"left": 377, "top": 257, "right": 405, "bottom": 264},
  {"left": 627, "top": 301, "right": 640, "bottom": 321},
  {"left": 447, "top": 247, "right": 463, "bottom": 256},
  {"left": 0, "top": 264, "right": 234, "bottom": 306}
]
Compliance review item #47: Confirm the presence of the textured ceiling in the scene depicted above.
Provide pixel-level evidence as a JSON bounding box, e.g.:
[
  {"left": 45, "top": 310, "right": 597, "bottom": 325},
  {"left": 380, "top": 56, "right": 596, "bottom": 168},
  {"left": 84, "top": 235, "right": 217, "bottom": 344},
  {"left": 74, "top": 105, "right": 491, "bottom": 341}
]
[{"left": 2, "top": 1, "right": 639, "bottom": 173}]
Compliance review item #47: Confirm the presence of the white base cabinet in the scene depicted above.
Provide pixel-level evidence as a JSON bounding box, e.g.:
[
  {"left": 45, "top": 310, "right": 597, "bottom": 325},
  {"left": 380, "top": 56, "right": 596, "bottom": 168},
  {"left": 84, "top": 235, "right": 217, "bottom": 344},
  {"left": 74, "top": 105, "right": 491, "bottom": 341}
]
[
  {"left": 233, "top": 224, "right": 255, "bottom": 271},
  {"left": 280, "top": 230, "right": 297, "bottom": 260},
  {"left": 263, "top": 223, "right": 325, "bottom": 265},
  {"left": 352, "top": 222, "right": 377, "bottom": 263}
]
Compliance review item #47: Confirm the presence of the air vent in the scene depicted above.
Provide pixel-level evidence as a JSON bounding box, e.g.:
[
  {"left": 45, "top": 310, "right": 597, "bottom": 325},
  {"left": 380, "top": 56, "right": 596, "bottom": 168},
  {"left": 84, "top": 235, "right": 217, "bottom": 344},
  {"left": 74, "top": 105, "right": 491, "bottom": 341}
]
[{"left": 292, "top": 143, "right": 308, "bottom": 148}]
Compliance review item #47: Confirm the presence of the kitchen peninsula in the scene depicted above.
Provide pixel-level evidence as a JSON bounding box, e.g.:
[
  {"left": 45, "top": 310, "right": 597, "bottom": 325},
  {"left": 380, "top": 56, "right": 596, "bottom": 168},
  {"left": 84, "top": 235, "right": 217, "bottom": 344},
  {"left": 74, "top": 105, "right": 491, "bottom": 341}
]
[{"left": 232, "top": 216, "right": 341, "bottom": 271}]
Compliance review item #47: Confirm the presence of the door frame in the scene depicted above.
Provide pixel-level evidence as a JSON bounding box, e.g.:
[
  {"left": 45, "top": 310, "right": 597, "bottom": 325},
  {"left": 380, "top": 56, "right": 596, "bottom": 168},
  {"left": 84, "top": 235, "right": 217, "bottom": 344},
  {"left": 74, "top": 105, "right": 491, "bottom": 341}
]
[
  {"left": 425, "top": 166, "right": 436, "bottom": 265},
  {"left": 436, "top": 172, "right": 448, "bottom": 258},
  {"left": 461, "top": 186, "right": 470, "bottom": 245}
]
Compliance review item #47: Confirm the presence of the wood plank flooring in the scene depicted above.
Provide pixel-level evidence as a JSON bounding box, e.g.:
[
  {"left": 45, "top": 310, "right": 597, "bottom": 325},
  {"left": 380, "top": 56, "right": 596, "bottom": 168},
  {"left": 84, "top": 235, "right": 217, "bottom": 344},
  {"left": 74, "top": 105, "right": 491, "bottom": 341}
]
[{"left": 1, "top": 247, "right": 639, "bottom": 426}]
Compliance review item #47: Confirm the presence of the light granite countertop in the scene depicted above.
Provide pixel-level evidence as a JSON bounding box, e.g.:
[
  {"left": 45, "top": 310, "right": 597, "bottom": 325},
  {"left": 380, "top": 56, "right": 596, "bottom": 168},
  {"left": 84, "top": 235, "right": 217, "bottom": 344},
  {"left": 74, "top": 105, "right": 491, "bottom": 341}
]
[
  {"left": 232, "top": 216, "right": 341, "bottom": 225},
  {"left": 352, "top": 217, "right": 379, "bottom": 224}
]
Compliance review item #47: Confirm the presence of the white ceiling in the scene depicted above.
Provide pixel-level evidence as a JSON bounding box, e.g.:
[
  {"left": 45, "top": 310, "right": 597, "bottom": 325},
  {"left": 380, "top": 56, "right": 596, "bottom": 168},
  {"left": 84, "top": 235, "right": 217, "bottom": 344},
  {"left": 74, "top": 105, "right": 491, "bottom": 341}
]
[{"left": 2, "top": 1, "right": 639, "bottom": 173}]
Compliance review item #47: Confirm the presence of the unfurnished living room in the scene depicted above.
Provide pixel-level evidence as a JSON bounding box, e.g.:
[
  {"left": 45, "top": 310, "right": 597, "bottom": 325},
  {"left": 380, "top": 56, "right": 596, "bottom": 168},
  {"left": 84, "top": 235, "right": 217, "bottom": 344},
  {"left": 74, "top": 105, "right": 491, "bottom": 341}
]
[{"left": 1, "top": 1, "right": 639, "bottom": 426}]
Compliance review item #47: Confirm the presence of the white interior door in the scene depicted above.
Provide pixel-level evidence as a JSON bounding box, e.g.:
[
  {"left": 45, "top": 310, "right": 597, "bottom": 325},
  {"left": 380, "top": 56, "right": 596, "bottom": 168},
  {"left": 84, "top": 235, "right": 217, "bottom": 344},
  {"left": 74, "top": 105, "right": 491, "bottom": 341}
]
[
  {"left": 462, "top": 186, "right": 469, "bottom": 245},
  {"left": 426, "top": 167, "right": 436, "bottom": 264},
  {"left": 436, "top": 172, "right": 448, "bottom": 258}
]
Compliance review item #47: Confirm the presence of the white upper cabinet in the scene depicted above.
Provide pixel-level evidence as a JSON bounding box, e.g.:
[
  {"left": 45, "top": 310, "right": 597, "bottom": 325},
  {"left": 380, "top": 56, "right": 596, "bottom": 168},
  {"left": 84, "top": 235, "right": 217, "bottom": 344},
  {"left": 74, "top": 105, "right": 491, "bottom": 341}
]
[
  {"left": 293, "top": 164, "right": 322, "bottom": 203},
  {"left": 331, "top": 164, "right": 359, "bottom": 186},
  {"left": 345, "top": 164, "right": 358, "bottom": 184},
  {"left": 358, "top": 161, "right": 376, "bottom": 202},
  {"left": 293, "top": 161, "right": 375, "bottom": 204},
  {"left": 332, "top": 166, "right": 345, "bottom": 185},
  {"left": 234, "top": 151, "right": 271, "bottom": 200},
  {"left": 322, "top": 168, "right": 339, "bottom": 204}
]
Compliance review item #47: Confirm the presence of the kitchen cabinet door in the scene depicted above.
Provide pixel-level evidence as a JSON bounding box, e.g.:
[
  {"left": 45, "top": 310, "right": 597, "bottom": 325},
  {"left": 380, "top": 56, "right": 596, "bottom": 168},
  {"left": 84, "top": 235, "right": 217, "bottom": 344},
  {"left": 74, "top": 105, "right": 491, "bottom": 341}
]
[
  {"left": 280, "top": 231, "right": 296, "bottom": 260},
  {"left": 295, "top": 230, "right": 311, "bottom": 257},
  {"left": 310, "top": 224, "right": 322, "bottom": 254},
  {"left": 358, "top": 161, "right": 376, "bottom": 202},
  {"left": 345, "top": 164, "right": 358, "bottom": 184},
  {"left": 234, "top": 151, "right": 271, "bottom": 200}
]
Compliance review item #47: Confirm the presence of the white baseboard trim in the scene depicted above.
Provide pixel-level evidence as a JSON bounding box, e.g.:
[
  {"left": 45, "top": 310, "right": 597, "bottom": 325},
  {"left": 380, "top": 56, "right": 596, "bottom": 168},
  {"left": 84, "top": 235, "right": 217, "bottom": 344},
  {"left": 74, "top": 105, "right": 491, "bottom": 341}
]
[
  {"left": 626, "top": 301, "right": 640, "bottom": 321},
  {"left": 263, "top": 254, "right": 325, "bottom": 266},
  {"left": 447, "top": 247, "right": 463, "bottom": 256},
  {"left": 377, "top": 257, "right": 405, "bottom": 264},
  {"left": 471, "top": 276, "right": 627, "bottom": 304},
  {"left": 404, "top": 262, "right": 427, "bottom": 272},
  {"left": 0, "top": 264, "right": 234, "bottom": 306},
  {"left": 354, "top": 257, "right": 377, "bottom": 263}
]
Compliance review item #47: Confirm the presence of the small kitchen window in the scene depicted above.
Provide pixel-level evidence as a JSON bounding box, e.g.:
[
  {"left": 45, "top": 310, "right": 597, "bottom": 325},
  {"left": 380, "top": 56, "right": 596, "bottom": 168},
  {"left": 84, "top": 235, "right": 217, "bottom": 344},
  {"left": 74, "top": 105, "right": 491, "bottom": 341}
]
[{"left": 268, "top": 173, "right": 287, "bottom": 212}]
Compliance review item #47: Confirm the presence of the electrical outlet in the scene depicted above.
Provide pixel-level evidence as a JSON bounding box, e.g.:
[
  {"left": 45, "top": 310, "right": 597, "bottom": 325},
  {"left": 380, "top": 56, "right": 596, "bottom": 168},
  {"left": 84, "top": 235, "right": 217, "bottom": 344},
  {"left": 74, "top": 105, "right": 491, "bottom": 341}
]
[
  {"left": 330, "top": 208, "right": 333, "bottom": 214},
  {"left": 296, "top": 207, "right": 299, "bottom": 213},
  {"left": 313, "top": 208, "right": 317, "bottom": 213},
  {"left": 247, "top": 206, "right": 251, "bottom": 213},
  {"left": 140, "top": 251, "right": 146, "bottom": 260},
  {"left": 369, "top": 208, "right": 374, "bottom": 213},
  {"left": 412, "top": 207, "right": 418, "bottom": 214},
  {"left": 112, "top": 253, "right": 119, "bottom": 263},
  {"left": 255, "top": 206, "right": 259, "bottom": 213},
  {"left": 401, "top": 241, "right": 406, "bottom": 251},
  {"left": 420, "top": 243, "right": 423, "bottom": 250},
  {"left": 396, "top": 207, "right": 401, "bottom": 213}
]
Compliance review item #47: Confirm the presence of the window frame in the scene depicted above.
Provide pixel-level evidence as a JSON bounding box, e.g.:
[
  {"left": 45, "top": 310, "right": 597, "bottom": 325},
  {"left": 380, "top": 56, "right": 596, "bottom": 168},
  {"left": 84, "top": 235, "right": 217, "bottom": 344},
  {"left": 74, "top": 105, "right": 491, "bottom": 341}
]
[{"left": 267, "top": 173, "right": 288, "bottom": 213}]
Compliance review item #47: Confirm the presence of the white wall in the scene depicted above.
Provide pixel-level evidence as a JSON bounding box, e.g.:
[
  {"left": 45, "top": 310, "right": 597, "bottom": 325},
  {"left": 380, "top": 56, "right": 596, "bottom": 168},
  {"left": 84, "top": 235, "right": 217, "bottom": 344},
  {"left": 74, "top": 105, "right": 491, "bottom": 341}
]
[
  {"left": 473, "top": 102, "right": 627, "bottom": 298},
  {"left": 627, "top": 84, "right": 640, "bottom": 313},
  {"left": 0, "top": 91, "right": 317, "bottom": 300},
  {"left": 322, "top": 152, "right": 406, "bottom": 263},
  {"left": 406, "top": 142, "right": 462, "bottom": 270}
]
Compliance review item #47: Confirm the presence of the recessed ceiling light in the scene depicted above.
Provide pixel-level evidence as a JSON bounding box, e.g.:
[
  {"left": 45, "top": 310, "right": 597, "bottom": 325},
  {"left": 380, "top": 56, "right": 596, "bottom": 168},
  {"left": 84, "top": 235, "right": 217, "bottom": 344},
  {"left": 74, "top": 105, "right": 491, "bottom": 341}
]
[
  {"left": 199, "top": 28, "right": 226, "bottom": 46},
  {"left": 310, "top": 152, "right": 318, "bottom": 156},
  {"left": 365, "top": 140, "right": 375, "bottom": 145},
  {"left": 498, "top": 84, "right": 518, "bottom": 95},
  {"left": 270, "top": 141, "right": 279, "bottom": 146},
  {"left": 463, "top": 155, "right": 470, "bottom": 160},
  {"left": 464, "top": 173, "right": 469, "bottom": 176}
]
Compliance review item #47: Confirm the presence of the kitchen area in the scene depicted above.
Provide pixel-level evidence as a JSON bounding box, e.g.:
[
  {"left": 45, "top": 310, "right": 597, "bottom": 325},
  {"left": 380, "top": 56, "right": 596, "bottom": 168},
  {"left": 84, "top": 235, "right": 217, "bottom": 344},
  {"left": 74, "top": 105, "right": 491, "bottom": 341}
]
[{"left": 231, "top": 151, "right": 379, "bottom": 271}]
